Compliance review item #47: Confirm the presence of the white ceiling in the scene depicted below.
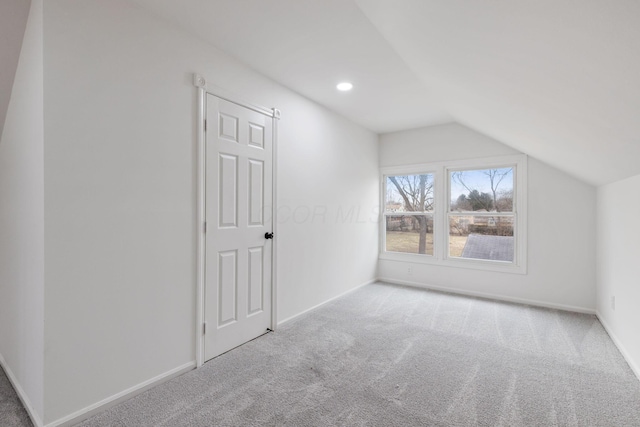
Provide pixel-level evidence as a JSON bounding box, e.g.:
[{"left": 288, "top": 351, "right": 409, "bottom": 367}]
[
  {"left": 130, "top": 0, "right": 452, "bottom": 134},
  {"left": 0, "top": 0, "right": 31, "bottom": 139},
  {"left": 131, "top": 0, "right": 640, "bottom": 185},
  {"left": 355, "top": 0, "right": 640, "bottom": 186}
]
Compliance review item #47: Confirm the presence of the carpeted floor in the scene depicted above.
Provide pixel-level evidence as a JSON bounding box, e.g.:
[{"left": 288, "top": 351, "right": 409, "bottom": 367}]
[
  {"left": 0, "top": 365, "right": 33, "bottom": 427},
  {"left": 2, "top": 283, "right": 640, "bottom": 426},
  {"left": 72, "top": 282, "right": 640, "bottom": 426}
]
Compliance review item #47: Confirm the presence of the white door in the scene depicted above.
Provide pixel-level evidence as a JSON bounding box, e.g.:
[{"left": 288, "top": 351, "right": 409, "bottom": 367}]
[{"left": 205, "top": 94, "right": 273, "bottom": 361}]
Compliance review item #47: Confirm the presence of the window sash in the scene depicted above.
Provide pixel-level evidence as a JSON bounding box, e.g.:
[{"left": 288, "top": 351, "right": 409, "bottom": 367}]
[
  {"left": 384, "top": 173, "right": 435, "bottom": 214},
  {"left": 447, "top": 165, "right": 517, "bottom": 213}
]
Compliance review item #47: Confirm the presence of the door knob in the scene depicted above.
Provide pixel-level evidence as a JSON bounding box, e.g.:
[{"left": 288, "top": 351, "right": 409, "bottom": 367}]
[{"left": 265, "top": 232, "right": 274, "bottom": 239}]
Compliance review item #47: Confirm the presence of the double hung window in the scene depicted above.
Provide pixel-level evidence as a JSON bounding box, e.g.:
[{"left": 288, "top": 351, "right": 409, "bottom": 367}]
[{"left": 381, "top": 155, "right": 527, "bottom": 273}]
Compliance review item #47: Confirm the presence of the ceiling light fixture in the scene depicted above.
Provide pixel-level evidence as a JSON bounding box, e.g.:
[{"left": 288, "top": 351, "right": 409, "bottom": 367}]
[{"left": 336, "top": 82, "right": 353, "bottom": 91}]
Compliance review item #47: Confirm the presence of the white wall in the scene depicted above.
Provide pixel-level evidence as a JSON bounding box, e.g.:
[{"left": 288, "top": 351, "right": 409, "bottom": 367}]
[
  {"left": 0, "top": 0, "right": 31, "bottom": 137},
  {"left": 596, "top": 174, "right": 640, "bottom": 378},
  {"left": 43, "top": 0, "right": 378, "bottom": 423},
  {"left": 378, "top": 123, "right": 596, "bottom": 312},
  {"left": 0, "top": 0, "right": 45, "bottom": 423}
]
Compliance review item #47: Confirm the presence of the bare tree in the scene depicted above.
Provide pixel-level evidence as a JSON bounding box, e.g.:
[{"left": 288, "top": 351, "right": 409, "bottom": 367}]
[
  {"left": 484, "top": 169, "right": 512, "bottom": 212},
  {"left": 388, "top": 175, "right": 433, "bottom": 254},
  {"left": 495, "top": 188, "right": 513, "bottom": 212}
]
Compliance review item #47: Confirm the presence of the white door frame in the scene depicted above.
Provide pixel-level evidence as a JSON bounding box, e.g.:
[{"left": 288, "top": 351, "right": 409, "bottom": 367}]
[{"left": 193, "top": 73, "right": 280, "bottom": 368}]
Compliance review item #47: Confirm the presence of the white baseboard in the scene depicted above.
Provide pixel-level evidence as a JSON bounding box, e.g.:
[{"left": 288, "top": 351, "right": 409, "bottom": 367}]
[
  {"left": 0, "top": 352, "right": 44, "bottom": 427},
  {"left": 277, "top": 278, "right": 377, "bottom": 326},
  {"left": 596, "top": 311, "right": 640, "bottom": 383},
  {"left": 46, "top": 361, "right": 196, "bottom": 427},
  {"left": 378, "top": 277, "right": 596, "bottom": 315}
]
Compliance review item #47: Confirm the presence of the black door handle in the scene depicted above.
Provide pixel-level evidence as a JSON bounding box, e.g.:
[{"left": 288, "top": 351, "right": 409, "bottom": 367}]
[{"left": 265, "top": 232, "right": 274, "bottom": 240}]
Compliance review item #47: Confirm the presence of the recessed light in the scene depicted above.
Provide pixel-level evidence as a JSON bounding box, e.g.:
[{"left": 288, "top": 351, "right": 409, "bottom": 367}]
[{"left": 336, "top": 82, "right": 353, "bottom": 91}]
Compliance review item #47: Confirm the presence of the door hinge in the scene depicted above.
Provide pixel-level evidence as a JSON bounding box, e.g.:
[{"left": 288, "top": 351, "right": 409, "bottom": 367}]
[
  {"left": 204, "top": 222, "right": 207, "bottom": 233},
  {"left": 203, "top": 322, "right": 207, "bottom": 335},
  {"left": 204, "top": 119, "right": 207, "bottom": 132}
]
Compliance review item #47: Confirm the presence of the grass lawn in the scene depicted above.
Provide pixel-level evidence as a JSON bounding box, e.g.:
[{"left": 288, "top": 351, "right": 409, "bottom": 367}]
[
  {"left": 385, "top": 231, "right": 467, "bottom": 257},
  {"left": 448, "top": 235, "right": 467, "bottom": 257}
]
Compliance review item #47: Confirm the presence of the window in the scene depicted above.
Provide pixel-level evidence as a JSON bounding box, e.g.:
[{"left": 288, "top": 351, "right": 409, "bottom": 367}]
[
  {"left": 448, "top": 167, "right": 514, "bottom": 261},
  {"left": 380, "top": 155, "right": 527, "bottom": 274}
]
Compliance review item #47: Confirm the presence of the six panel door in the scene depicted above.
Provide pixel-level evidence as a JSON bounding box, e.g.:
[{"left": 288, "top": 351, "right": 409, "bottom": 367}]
[{"left": 204, "top": 95, "right": 273, "bottom": 361}]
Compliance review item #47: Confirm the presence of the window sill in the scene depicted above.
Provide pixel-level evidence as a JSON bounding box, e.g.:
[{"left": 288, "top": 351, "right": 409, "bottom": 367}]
[{"left": 379, "top": 252, "right": 527, "bottom": 275}]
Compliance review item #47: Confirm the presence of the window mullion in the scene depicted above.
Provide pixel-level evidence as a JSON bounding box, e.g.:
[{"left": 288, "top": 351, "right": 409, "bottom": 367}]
[{"left": 435, "top": 165, "right": 446, "bottom": 261}]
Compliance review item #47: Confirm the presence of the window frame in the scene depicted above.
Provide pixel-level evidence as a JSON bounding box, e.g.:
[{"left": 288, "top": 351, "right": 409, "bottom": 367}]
[
  {"left": 380, "top": 154, "right": 527, "bottom": 274},
  {"left": 382, "top": 170, "right": 437, "bottom": 257}
]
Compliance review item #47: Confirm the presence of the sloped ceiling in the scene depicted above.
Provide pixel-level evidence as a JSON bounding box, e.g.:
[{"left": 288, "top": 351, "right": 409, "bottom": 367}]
[
  {"left": 0, "top": 0, "right": 31, "bottom": 139},
  {"left": 131, "top": 0, "right": 640, "bottom": 185},
  {"left": 355, "top": 0, "right": 640, "bottom": 185},
  {"left": 130, "top": 0, "right": 451, "bottom": 134}
]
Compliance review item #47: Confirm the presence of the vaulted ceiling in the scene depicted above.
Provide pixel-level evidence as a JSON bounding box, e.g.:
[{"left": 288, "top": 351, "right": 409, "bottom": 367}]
[
  {"left": 129, "top": 0, "right": 452, "bottom": 134},
  {"left": 6, "top": 1, "right": 640, "bottom": 186},
  {"left": 355, "top": 0, "right": 640, "bottom": 186},
  {"left": 130, "top": 0, "right": 640, "bottom": 186}
]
